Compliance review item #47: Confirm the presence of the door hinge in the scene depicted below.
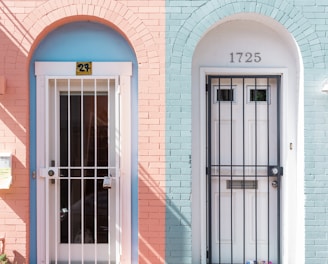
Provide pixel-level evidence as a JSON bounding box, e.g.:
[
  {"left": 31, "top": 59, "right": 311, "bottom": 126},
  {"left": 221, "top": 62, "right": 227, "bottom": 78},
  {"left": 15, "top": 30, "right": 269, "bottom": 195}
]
[
  {"left": 206, "top": 167, "right": 208, "bottom": 175},
  {"left": 206, "top": 83, "right": 209, "bottom": 92}
]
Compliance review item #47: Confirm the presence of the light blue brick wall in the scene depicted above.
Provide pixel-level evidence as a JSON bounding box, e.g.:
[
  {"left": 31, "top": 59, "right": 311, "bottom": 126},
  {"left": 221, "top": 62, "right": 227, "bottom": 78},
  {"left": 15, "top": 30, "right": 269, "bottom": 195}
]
[{"left": 166, "top": 0, "right": 328, "bottom": 263}]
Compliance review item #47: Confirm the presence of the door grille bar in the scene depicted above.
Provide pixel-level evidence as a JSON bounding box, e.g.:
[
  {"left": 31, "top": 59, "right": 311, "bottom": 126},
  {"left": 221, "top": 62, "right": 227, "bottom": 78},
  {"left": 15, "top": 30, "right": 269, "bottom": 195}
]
[{"left": 207, "top": 75, "right": 281, "bottom": 264}]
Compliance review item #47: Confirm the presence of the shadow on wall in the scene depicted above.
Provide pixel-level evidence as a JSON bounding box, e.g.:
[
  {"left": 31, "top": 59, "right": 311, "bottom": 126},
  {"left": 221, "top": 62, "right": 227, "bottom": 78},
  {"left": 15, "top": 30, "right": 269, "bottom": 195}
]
[
  {"left": 138, "top": 164, "right": 191, "bottom": 263},
  {"left": 11, "top": 251, "right": 26, "bottom": 264},
  {"left": 138, "top": 164, "right": 166, "bottom": 263},
  {"left": 0, "top": 2, "right": 29, "bottom": 263}
]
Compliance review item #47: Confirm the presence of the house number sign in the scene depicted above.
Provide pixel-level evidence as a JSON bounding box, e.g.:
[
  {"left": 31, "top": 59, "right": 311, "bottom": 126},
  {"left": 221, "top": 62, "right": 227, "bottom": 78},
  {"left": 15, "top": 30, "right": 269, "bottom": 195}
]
[
  {"left": 230, "top": 52, "right": 262, "bottom": 63},
  {"left": 76, "top": 62, "right": 92, "bottom": 75}
]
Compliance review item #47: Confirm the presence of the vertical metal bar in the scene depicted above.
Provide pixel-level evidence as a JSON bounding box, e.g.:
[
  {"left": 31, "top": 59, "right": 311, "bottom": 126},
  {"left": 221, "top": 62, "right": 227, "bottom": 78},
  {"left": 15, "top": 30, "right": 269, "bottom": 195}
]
[
  {"left": 218, "top": 77, "right": 221, "bottom": 264},
  {"left": 45, "top": 78, "right": 50, "bottom": 264},
  {"left": 94, "top": 79, "right": 98, "bottom": 264},
  {"left": 54, "top": 79, "right": 58, "bottom": 264},
  {"left": 230, "top": 77, "right": 233, "bottom": 264},
  {"left": 207, "top": 76, "right": 212, "bottom": 264},
  {"left": 108, "top": 78, "right": 111, "bottom": 262},
  {"left": 255, "top": 77, "right": 258, "bottom": 261},
  {"left": 242, "top": 77, "right": 246, "bottom": 264},
  {"left": 80, "top": 79, "right": 85, "bottom": 262},
  {"left": 267, "top": 77, "right": 270, "bottom": 262},
  {"left": 68, "top": 79, "right": 71, "bottom": 264},
  {"left": 277, "top": 76, "right": 281, "bottom": 264}
]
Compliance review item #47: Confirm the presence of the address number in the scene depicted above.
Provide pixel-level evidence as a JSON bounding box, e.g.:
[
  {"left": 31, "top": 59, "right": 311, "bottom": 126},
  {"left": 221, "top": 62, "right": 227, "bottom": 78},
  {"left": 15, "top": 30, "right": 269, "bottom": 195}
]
[
  {"left": 230, "top": 52, "right": 261, "bottom": 63},
  {"left": 76, "top": 62, "right": 92, "bottom": 75}
]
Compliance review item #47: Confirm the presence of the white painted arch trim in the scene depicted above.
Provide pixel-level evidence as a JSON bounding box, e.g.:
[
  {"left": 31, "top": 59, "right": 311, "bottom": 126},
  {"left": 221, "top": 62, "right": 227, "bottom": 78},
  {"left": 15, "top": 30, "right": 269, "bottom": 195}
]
[{"left": 195, "top": 67, "right": 304, "bottom": 264}]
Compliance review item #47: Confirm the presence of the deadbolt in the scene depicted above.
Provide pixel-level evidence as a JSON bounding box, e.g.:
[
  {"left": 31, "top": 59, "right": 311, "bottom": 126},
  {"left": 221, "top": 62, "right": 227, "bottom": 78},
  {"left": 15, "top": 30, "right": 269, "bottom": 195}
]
[
  {"left": 272, "top": 180, "right": 278, "bottom": 188},
  {"left": 48, "top": 169, "right": 55, "bottom": 177}
]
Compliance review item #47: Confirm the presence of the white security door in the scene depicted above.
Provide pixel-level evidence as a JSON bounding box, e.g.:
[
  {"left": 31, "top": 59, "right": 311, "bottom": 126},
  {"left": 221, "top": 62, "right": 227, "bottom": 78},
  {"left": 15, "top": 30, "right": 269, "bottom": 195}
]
[
  {"left": 46, "top": 78, "right": 119, "bottom": 263},
  {"left": 207, "top": 76, "right": 281, "bottom": 264},
  {"left": 36, "top": 61, "right": 132, "bottom": 264}
]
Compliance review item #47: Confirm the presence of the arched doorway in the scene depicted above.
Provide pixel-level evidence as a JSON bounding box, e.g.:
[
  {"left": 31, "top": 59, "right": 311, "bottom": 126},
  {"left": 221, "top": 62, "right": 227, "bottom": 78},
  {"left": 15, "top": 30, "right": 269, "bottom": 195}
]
[
  {"left": 29, "top": 21, "right": 137, "bottom": 263},
  {"left": 192, "top": 15, "right": 303, "bottom": 263}
]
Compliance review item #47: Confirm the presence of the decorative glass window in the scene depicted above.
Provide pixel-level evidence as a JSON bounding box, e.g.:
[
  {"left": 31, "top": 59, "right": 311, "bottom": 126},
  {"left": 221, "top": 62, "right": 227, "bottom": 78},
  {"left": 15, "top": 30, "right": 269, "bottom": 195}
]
[
  {"left": 214, "top": 85, "right": 236, "bottom": 102},
  {"left": 247, "top": 85, "right": 270, "bottom": 103}
]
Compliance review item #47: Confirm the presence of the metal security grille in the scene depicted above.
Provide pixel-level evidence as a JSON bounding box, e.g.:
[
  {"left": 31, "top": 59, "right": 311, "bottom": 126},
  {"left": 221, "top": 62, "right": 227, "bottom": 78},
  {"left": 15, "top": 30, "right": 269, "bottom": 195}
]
[
  {"left": 206, "top": 76, "right": 282, "bottom": 264},
  {"left": 44, "top": 77, "right": 119, "bottom": 263}
]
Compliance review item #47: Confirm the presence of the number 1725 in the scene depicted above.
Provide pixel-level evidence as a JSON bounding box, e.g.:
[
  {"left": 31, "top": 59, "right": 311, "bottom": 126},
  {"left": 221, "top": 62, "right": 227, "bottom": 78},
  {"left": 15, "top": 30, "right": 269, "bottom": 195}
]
[{"left": 230, "top": 52, "right": 261, "bottom": 63}]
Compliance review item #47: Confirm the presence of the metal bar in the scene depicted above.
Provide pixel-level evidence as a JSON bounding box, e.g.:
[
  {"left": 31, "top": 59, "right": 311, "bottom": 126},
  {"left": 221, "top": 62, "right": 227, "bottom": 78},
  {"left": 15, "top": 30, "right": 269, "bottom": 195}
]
[
  {"left": 51, "top": 166, "right": 116, "bottom": 170},
  {"left": 277, "top": 76, "right": 281, "bottom": 264},
  {"left": 210, "top": 174, "right": 276, "bottom": 178},
  {"left": 255, "top": 77, "right": 258, "bottom": 261},
  {"left": 68, "top": 79, "right": 71, "bottom": 264},
  {"left": 207, "top": 76, "right": 212, "bottom": 264},
  {"left": 108, "top": 78, "right": 111, "bottom": 261},
  {"left": 54, "top": 80, "right": 58, "bottom": 264},
  {"left": 218, "top": 77, "right": 222, "bottom": 264},
  {"left": 242, "top": 77, "right": 246, "bottom": 264},
  {"left": 45, "top": 78, "right": 50, "bottom": 264},
  {"left": 267, "top": 77, "right": 270, "bottom": 262},
  {"left": 94, "top": 79, "right": 98, "bottom": 264},
  {"left": 80, "top": 80, "right": 85, "bottom": 262},
  {"left": 230, "top": 77, "right": 233, "bottom": 264}
]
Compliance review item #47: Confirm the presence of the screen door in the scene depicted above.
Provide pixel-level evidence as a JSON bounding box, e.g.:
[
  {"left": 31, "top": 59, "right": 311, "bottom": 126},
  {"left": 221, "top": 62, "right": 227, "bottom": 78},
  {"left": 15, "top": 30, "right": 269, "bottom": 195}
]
[
  {"left": 207, "top": 76, "right": 282, "bottom": 264},
  {"left": 44, "top": 78, "right": 119, "bottom": 263}
]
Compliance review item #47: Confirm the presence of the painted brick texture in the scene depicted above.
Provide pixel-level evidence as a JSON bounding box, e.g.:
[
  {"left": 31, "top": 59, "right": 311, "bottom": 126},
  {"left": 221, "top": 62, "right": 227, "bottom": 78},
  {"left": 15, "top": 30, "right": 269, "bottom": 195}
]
[
  {"left": 165, "top": 0, "right": 327, "bottom": 263},
  {"left": 0, "top": 1, "right": 165, "bottom": 263},
  {"left": 0, "top": 0, "right": 328, "bottom": 263}
]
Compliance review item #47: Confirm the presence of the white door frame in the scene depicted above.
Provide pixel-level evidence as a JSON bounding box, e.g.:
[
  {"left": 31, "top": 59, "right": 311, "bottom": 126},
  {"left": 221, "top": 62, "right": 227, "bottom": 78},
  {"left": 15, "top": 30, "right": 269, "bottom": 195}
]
[
  {"left": 35, "top": 61, "right": 132, "bottom": 264},
  {"left": 194, "top": 67, "right": 304, "bottom": 263}
]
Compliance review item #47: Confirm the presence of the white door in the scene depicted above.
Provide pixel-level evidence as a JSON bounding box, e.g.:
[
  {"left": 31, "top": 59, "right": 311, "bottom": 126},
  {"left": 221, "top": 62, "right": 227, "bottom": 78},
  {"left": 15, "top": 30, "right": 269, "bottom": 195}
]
[
  {"left": 208, "top": 76, "right": 281, "bottom": 264},
  {"left": 36, "top": 61, "right": 133, "bottom": 264}
]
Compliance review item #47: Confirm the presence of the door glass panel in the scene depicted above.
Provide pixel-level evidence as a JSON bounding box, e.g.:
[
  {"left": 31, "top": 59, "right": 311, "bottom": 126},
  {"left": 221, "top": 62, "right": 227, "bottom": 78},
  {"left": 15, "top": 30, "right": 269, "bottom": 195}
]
[{"left": 59, "top": 90, "right": 110, "bottom": 244}]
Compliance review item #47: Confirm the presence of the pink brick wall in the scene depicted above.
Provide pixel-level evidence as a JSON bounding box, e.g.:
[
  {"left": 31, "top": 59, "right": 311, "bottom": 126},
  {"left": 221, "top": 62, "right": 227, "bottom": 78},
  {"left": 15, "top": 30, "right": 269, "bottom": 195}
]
[{"left": 0, "top": 1, "right": 165, "bottom": 263}]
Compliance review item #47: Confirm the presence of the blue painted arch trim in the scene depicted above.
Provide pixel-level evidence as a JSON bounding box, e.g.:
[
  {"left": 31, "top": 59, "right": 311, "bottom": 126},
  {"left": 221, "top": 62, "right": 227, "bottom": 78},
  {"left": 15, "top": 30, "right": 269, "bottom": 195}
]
[{"left": 29, "top": 21, "right": 138, "bottom": 263}]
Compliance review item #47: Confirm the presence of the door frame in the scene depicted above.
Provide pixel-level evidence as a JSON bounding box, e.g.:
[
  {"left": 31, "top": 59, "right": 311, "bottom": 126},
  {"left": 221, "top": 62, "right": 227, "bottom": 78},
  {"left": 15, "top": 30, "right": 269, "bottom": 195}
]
[
  {"left": 35, "top": 61, "right": 132, "bottom": 263},
  {"left": 193, "top": 67, "right": 304, "bottom": 263}
]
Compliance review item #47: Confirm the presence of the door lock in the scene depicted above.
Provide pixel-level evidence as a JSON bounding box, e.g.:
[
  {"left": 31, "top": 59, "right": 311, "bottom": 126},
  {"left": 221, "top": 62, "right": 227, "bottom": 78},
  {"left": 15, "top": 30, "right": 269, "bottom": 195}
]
[
  {"left": 48, "top": 169, "right": 55, "bottom": 177},
  {"left": 103, "top": 176, "right": 112, "bottom": 189},
  {"left": 272, "top": 180, "right": 278, "bottom": 188}
]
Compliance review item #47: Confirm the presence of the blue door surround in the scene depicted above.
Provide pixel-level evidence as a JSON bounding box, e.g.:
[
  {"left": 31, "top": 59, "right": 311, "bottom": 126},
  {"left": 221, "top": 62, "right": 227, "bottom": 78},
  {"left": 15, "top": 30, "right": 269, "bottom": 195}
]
[{"left": 29, "top": 21, "right": 138, "bottom": 263}]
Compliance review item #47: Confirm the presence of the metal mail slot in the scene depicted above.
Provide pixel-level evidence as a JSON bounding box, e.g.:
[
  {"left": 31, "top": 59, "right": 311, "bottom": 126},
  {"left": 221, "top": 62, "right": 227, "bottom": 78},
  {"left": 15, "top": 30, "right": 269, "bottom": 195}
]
[{"left": 226, "top": 180, "right": 258, "bottom": 190}]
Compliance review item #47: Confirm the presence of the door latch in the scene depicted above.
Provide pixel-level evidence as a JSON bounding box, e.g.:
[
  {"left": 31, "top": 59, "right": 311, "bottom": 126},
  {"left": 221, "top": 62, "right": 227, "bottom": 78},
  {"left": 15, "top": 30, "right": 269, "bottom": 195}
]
[
  {"left": 38, "top": 167, "right": 59, "bottom": 178},
  {"left": 269, "top": 166, "right": 283, "bottom": 176},
  {"left": 103, "top": 175, "right": 112, "bottom": 189}
]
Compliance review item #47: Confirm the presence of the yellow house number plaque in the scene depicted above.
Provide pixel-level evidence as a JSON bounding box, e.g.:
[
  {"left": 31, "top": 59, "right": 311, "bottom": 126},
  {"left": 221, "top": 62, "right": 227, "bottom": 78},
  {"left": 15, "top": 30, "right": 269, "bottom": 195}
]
[{"left": 76, "top": 62, "right": 92, "bottom": 75}]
